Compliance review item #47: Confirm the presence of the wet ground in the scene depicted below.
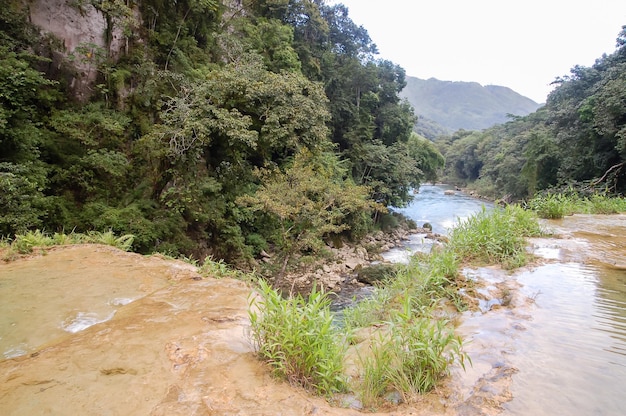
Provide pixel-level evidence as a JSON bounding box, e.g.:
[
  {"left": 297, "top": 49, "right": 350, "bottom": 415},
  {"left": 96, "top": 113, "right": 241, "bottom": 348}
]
[
  {"left": 1, "top": 211, "right": 625, "bottom": 415},
  {"left": 448, "top": 213, "right": 626, "bottom": 416},
  {"left": 0, "top": 245, "right": 453, "bottom": 416}
]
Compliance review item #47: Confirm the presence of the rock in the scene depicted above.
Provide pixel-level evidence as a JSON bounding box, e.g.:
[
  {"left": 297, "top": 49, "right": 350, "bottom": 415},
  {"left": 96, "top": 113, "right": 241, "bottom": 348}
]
[
  {"left": 345, "top": 258, "right": 363, "bottom": 270},
  {"left": 356, "top": 263, "right": 398, "bottom": 285},
  {"left": 355, "top": 247, "right": 368, "bottom": 260},
  {"left": 444, "top": 189, "right": 455, "bottom": 195}
]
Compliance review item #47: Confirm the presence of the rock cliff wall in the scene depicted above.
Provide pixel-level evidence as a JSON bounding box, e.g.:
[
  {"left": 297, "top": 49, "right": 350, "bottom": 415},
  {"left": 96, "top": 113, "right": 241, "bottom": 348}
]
[{"left": 26, "top": 0, "right": 128, "bottom": 100}]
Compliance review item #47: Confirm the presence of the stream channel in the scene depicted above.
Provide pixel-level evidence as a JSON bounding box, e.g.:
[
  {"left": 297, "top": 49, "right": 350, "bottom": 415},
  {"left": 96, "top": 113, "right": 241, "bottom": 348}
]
[
  {"left": 382, "top": 184, "right": 626, "bottom": 415},
  {"left": 1, "top": 184, "right": 625, "bottom": 415}
]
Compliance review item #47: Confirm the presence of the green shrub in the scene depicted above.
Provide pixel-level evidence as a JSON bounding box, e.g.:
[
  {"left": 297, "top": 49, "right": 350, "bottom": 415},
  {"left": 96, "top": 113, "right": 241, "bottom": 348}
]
[
  {"left": 81, "top": 202, "right": 165, "bottom": 253},
  {"left": 378, "top": 212, "right": 399, "bottom": 232},
  {"left": 248, "top": 280, "right": 347, "bottom": 396},
  {"left": 245, "top": 233, "right": 268, "bottom": 256}
]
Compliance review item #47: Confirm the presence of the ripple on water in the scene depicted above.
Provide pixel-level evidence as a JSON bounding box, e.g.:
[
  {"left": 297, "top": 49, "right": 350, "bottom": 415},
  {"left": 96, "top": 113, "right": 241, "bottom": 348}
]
[
  {"left": 0, "top": 247, "right": 172, "bottom": 359},
  {"left": 506, "top": 262, "right": 626, "bottom": 415},
  {"left": 61, "top": 311, "right": 117, "bottom": 334}
]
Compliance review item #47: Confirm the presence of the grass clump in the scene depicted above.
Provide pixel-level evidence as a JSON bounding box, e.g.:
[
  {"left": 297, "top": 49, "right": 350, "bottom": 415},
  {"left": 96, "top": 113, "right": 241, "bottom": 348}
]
[
  {"left": 585, "top": 194, "right": 626, "bottom": 213},
  {"left": 526, "top": 193, "right": 571, "bottom": 219},
  {"left": 341, "top": 248, "right": 469, "bottom": 407},
  {"left": 248, "top": 279, "right": 347, "bottom": 396},
  {"left": 199, "top": 256, "right": 239, "bottom": 278},
  {"left": 249, "top": 205, "right": 548, "bottom": 406},
  {"left": 527, "top": 192, "right": 626, "bottom": 219},
  {"left": 360, "top": 295, "right": 468, "bottom": 407},
  {"left": 12, "top": 229, "right": 57, "bottom": 253},
  {"left": 448, "top": 205, "right": 543, "bottom": 269},
  {"left": 87, "top": 230, "right": 134, "bottom": 251},
  {"left": 3, "top": 229, "right": 135, "bottom": 257},
  {"left": 343, "top": 247, "right": 461, "bottom": 331}
]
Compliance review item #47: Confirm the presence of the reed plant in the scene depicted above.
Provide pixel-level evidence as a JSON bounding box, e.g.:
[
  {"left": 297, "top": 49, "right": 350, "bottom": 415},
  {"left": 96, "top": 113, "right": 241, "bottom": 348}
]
[
  {"left": 580, "top": 194, "right": 626, "bottom": 214},
  {"left": 448, "top": 205, "right": 542, "bottom": 269},
  {"left": 250, "top": 205, "right": 549, "bottom": 405},
  {"left": 341, "top": 287, "right": 393, "bottom": 329},
  {"left": 359, "top": 330, "right": 394, "bottom": 407},
  {"left": 343, "top": 248, "right": 461, "bottom": 331},
  {"left": 248, "top": 279, "right": 347, "bottom": 396},
  {"left": 526, "top": 193, "right": 571, "bottom": 219},
  {"left": 527, "top": 192, "right": 626, "bottom": 218},
  {"left": 358, "top": 295, "right": 468, "bottom": 407},
  {"left": 340, "top": 248, "right": 469, "bottom": 406}
]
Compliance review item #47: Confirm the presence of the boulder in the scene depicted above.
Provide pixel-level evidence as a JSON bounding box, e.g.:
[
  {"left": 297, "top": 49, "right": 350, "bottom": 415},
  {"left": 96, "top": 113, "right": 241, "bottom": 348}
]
[{"left": 356, "top": 263, "right": 398, "bottom": 285}]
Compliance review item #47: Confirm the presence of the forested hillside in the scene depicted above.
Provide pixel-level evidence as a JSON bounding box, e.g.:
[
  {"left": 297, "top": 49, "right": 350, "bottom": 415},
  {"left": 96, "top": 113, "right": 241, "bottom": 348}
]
[
  {"left": 437, "top": 26, "right": 626, "bottom": 201},
  {"left": 401, "top": 76, "right": 541, "bottom": 136},
  {"left": 0, "top": 0, "right": 445, "bottom": 268}
]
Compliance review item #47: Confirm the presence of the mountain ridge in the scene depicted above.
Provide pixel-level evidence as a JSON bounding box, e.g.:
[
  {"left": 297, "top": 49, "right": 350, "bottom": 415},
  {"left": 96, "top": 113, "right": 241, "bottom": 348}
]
[{"left": 400, "top": 76, "right": 542, "bottom": 137}]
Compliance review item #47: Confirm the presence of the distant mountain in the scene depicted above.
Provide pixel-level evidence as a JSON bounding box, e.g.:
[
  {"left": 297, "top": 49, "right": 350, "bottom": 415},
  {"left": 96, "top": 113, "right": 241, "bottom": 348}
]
[{"left": 400, "top": 76, "right": 542, "bottom": 138}]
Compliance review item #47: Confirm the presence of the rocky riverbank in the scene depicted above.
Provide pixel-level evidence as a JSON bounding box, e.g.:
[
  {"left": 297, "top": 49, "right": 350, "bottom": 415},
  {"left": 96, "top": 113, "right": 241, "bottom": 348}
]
[{"left": 273, "top": 224, "right": 449, "bottom": 295}]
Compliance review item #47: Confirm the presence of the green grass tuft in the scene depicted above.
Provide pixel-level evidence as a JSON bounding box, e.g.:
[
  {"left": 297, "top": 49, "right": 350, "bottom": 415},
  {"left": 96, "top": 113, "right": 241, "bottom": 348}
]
[
  {"left": 527, "top": 192, "right": 626, "bottom": 219},
  {"left": 248, "top": 280, "right": 347, "bottom": 396},
  {"left": 357, "top": 294, "right": 468, "bottom": 407},
  {"left": 4, "top": 229, "right": 135, "bottom": 256},
  {"left": 448, "top": 205, "right": 542, "bottom": 269}
]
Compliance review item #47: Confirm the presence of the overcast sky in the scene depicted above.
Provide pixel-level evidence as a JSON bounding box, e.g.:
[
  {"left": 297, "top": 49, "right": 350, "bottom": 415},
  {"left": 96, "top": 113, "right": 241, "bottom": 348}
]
[{"left": 327, "top": 0, "right": 626, "bottom": 103}]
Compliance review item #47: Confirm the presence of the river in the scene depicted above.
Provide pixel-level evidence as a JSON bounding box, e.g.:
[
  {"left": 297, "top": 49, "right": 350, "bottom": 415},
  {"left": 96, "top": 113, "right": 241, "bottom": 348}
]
[
  {"left": 388, "top": 184, "right": 626, "bottom": 415},
  {"left": 1, "top": 185, "right": 625, "bottom": 415},
  {"left": 382, "top": 184, "right": 493, "bottom": 262}
]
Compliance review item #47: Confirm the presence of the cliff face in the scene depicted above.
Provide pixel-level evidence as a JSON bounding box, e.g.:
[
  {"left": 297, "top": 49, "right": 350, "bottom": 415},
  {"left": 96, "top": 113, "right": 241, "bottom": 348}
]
[{"left": 27, "top": 0, "right": 129, "bottom": 100}]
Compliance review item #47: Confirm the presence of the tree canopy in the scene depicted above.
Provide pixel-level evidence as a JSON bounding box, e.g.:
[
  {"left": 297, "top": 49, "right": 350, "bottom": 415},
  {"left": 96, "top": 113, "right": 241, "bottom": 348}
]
[
  {"left": 0, "top": 0, "right": 442, "bottom": 269},
  {"left": 437, "top": 25, "right": 626, "bottom": 201}
]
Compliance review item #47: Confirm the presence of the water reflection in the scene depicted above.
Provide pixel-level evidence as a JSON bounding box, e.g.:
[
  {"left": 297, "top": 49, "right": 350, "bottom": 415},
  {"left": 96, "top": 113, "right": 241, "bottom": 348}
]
[
  {"left": 595, "top": 268, "right": 626, "bottom": 359},
  {"left": 506, "top": 261, "right": 626, "bottom": 415}
]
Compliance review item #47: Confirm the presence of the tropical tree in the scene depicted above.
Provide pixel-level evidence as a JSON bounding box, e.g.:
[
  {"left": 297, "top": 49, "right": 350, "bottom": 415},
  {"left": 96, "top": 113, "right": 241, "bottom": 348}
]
[{"left": 239, "top": 149, "right": 382, "bottom": 275}]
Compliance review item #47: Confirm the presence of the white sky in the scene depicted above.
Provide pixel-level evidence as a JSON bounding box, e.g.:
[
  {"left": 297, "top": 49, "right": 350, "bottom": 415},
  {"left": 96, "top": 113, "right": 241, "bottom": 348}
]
[{"left": 327, "top": 0, "right": 626, "bottom": 103}]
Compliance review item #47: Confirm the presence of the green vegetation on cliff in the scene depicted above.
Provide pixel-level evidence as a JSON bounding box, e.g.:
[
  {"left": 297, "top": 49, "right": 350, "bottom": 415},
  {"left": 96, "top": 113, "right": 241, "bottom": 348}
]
[
  {"left": 0, "top": 0, "right": 445, "bottom": 269},
  {"left": 436, "top": 25, "right": 626, "bottom": 202}
]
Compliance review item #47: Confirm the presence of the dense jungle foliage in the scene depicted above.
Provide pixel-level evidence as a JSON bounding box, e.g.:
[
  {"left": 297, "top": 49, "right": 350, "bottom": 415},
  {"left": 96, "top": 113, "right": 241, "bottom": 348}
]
[
  {"left": 0, "top": 0, "right": 445, "bottom": 268},
  {"left": 437, "top": 25, "right": 626, "bottom": 201}
]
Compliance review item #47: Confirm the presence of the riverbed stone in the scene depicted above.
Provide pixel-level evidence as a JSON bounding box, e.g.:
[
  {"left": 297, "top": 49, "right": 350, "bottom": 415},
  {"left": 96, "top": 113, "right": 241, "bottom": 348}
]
[{"left": 356, "top": 263, "right": 398, "bottom": 285}]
